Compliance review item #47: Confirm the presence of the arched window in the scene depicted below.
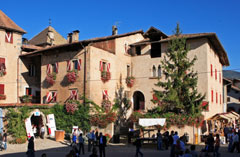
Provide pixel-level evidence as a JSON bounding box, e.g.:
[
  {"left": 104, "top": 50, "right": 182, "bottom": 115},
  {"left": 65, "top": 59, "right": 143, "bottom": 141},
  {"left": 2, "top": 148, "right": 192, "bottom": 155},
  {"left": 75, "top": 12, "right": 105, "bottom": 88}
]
[
  {"left": 158, "top": 65, "right": 161, "bottom": 77},
  {"left": 152, "top": 65, "right": 156, "bottom": 77}
]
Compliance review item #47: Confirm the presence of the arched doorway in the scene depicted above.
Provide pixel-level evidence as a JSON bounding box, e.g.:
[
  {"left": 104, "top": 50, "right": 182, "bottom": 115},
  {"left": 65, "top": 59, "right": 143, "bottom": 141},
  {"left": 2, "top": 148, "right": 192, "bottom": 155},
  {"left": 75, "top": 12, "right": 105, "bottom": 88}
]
[{"left": 133, "top": 91, "right": 145, "bottom": 110}]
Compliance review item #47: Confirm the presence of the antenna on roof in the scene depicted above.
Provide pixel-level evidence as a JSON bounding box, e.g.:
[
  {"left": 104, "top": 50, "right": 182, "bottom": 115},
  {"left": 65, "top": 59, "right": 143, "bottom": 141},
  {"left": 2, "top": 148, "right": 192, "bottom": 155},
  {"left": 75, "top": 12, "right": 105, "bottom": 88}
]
[{"left": 49, "top": 18, "right": 52, "bottom": 26}]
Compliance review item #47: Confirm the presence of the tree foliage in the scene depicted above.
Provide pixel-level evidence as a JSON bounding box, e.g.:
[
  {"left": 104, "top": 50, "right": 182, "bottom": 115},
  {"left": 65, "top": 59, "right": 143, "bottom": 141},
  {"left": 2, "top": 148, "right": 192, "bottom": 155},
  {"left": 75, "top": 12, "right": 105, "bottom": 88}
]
[{"left": 152, "top": 23, "right": 205, "bottom": 116}]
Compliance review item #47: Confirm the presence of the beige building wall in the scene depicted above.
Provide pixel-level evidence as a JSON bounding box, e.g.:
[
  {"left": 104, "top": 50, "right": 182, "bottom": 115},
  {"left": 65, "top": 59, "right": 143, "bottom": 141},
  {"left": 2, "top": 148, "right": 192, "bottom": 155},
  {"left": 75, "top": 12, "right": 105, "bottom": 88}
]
[{"left": 0, "top": 29, "right": 22, "bottom": 103}]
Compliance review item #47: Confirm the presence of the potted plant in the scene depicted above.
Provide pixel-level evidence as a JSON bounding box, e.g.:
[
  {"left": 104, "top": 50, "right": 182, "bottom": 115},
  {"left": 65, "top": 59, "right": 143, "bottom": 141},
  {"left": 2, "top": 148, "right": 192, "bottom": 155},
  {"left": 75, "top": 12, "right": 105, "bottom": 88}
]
[
  {"left": 19, "top": 95, "right": 32, "bottom": 103},
  {"left": 66, "top": 70, "right": 78, "bottom": 83},
  {"left": 101, "top": 71, "right": 111, "bottom": 83},
  {"left": 126, "top": 76, "right": 135, "bottom": 87},
  {"left": 46, "top": 72, "right": 56, "bottom": 85},
  {"left": 0, "top": 94, "right": 6, "bottom": 100}
]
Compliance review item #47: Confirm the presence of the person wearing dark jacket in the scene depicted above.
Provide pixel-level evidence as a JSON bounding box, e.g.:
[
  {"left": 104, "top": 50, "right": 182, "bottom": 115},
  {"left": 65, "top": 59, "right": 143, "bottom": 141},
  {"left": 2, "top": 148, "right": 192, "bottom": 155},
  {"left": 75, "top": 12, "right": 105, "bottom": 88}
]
[
  {"left": 98, "top": 132, "right": 107, "bottom": 157},
  {"left": 134, "top": 138, "right": 143, "bottom": 157},
  {"left": 27, "top": 136, "right": 35, "bottom": 157}
]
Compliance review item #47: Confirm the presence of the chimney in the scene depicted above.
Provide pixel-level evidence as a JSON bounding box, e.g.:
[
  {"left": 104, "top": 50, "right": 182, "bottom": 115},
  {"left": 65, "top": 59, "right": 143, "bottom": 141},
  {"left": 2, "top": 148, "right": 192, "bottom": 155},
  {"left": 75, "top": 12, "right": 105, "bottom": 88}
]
[
  {"left": 67, "top": 33, "right": 73, "bottom": 43},
  {"left": 112, "top": 25, "right": 118, "bottom": 35},
  {"left": 72, "top": 30, "right": 80, "bottom": 42}
]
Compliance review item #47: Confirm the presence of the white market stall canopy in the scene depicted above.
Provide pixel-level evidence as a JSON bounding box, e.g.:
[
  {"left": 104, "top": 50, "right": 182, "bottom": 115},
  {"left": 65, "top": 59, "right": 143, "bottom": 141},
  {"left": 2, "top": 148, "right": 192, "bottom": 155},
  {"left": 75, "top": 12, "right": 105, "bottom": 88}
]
[{"left": 139, "top": 118, "right": 166, "bottom": 127}]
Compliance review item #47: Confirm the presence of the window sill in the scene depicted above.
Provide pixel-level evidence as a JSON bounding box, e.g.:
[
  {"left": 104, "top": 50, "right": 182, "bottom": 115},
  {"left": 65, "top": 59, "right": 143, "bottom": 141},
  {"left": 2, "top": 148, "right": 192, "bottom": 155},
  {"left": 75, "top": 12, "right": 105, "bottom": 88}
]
[{"left": 149, "top": 76, "right": 162, "bottom": 79}]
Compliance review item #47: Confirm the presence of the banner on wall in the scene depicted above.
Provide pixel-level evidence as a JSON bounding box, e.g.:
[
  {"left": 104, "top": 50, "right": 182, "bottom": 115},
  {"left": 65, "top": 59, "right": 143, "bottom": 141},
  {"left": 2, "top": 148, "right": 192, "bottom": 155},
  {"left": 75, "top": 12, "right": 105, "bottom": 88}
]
[
  {"left": 139, "top": 118, "right": 166, "bottom": 127},
  {"left": 25, "top": 118, "right": 34, "bottom": 138},
  {"left": 47, "top": 114, "right": 56, "bottom": 137}
]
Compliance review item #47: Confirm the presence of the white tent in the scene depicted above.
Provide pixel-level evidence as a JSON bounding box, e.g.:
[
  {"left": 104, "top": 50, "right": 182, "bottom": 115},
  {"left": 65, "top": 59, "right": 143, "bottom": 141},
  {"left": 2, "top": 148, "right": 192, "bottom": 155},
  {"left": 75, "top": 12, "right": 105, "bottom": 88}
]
[{"left": 139, "top": 118, "right": 166, "bottom": 127}]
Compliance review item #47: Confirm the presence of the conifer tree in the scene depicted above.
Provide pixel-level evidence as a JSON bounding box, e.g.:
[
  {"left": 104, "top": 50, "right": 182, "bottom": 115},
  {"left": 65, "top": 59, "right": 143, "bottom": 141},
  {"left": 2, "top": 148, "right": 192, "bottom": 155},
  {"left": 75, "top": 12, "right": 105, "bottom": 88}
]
[{"left": 153, "top": 24, "right": 205, "bottom": 116}]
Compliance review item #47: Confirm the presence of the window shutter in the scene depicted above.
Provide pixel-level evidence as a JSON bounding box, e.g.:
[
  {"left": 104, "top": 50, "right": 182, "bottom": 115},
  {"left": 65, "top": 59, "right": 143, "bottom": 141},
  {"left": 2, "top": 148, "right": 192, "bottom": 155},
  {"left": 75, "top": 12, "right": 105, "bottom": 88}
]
[
  {"left": 53, "top": 91, "right": 57, "bottom": 101},
  {"left": 77, "top": 59, "right": 81, "bottom": 71},
  {"left": 216, "top": 92, "right": 218, "bottom": 104},
  {"left": 55, "top": 62, "right": 59, "bottom": 73},
  {"left": 5, "top": 32, "right": 13, "bottom": 43},
  {"left": 211, "top": 90, "right": 213, "bottom": 103},
  {"left": 0, "top": 58, "right": 5, "bottom": 71},
  {"left": 47, "top": 64, "right": 51, "bottom": 74},
  {"left": 215, "top": 69, "right": 217, "bottom": 80},
  {"left": 99, "top": 61, "right": 103, "bottom": 71},
  {"left": 107, "top": 63, "right": 110, "bottom": 72},
  {"left": 0, "top": 84, "right": 4, "bottom": 95},
  {"left": 46, "top": 92, "right": 52, "bottom": 103},
  {"left": 67, "top": 60, "right": 72, "bottom": 71}
]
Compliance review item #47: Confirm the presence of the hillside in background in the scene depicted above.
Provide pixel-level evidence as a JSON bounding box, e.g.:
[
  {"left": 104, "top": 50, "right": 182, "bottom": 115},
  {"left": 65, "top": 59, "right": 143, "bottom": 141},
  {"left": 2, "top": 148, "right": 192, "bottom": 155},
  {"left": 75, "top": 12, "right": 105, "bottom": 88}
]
[{"left": 223, "top": 70, "right": 240, "bottom": 80}]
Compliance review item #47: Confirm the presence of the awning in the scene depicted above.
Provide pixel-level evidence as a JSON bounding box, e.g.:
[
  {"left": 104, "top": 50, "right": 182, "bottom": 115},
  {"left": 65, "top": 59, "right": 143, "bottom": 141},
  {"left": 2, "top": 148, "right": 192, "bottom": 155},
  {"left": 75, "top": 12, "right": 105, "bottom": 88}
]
[{"left": 139, "top": 118, "right": 166, "bottom": 127}]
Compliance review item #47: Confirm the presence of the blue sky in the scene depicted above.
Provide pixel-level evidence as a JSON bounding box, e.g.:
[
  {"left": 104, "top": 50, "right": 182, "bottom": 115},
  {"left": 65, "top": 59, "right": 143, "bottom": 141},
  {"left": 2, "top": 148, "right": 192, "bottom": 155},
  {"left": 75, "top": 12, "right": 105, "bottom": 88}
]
[{"left": 1, "top": 0, "right": 240, "bottom": 70}]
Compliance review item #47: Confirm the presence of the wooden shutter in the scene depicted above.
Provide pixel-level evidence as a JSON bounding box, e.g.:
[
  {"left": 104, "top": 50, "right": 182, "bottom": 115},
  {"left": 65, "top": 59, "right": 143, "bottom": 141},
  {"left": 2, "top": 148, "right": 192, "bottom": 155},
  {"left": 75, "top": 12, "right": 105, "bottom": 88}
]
[
  {"left": 55, "top": 62, "right": 59, "bottom": 73},
  {"left": 107, "top": 63, "right": 110, "bottom": 72},
  {"left": 47, "top": 64, "right": 51, "bottom": 74},
  {"left": 67, "top": 60, "right": 72, "bottom": 71},
  {"left": 77, "top": 59, "right": 81, "bottom": 71},
  {"left": 99, "top": 61, "right": 103, "bottom": 71},
  {"left": 0, "top": 84, "right": 4, "bottom": 95},
  {"left": 211, "top": 90, "right": 213, "bottom": 103},
  {"left": 5, "top": 32, "right": 13, "bottom": 43},
  {"left": 46, "top": 92, "right": 52, "bottom": 103}
]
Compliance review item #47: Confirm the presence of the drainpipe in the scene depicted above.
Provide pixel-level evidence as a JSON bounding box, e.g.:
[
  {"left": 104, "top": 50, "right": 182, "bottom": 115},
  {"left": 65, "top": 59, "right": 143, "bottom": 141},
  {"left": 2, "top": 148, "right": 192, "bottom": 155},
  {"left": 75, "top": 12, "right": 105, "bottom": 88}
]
[
  {"left": 83, "top": 45, "right": 88, "bottom": 107},
  {"left": 17, "top": 57, "right": 19, "bottom": 103}
]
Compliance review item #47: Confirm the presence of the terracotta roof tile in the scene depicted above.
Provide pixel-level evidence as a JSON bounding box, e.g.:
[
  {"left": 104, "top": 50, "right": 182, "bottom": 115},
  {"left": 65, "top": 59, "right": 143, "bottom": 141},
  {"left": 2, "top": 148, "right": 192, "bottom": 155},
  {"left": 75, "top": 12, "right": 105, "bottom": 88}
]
[{"left": 0, "top": 10, "right": 26, "bottom": 34}]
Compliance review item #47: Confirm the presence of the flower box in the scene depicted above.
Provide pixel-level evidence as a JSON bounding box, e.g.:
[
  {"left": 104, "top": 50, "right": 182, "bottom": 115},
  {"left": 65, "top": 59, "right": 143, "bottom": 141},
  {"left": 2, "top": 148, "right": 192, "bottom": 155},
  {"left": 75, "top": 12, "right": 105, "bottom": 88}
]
[
  {"left": 0, "top": 94, "right": 6, "bottom": 100},
  {"left": 20, "top": 95, "right": 32, "bottom": 103},
  {"left": 66, "top": 70, "right": 78, "bottom": 83},
  {"left": 101, "top": 71, "right": 111, "bottom": 83},
  {"left": 126, "top": 76, "right": 135, "bottom": 87},
  {"left": 46, "top": 72, "right": 56, "bottom": 85},
  {"left": 65, "top": 102, "right": 78, "bottom": 114}
]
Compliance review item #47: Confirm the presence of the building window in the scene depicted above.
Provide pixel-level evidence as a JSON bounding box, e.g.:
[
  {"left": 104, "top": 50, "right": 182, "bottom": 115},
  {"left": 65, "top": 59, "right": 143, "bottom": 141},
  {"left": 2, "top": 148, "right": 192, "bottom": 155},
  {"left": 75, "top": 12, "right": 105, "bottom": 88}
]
[
  {"left": 0, "top": 58, "right": 6, "bottom": 75},
  {"left": 52, "top": 63, "right": 57, "bottom": 73},
  {"left": 158, "top": 65, "right": 161, "bottom": 77},
  {"left": 227, "top": 97, "right": 230, "bottom": 102},
  {"left": 5, "top": 31, "right": 13, "bottom": 43},
  {"left": 102, "top": 90, "right": 108, "bottom": 100},
  {"left": 51, "top": 91, "right": 57, "bottom": 102},
  {"left": 127, "top": 65, "right": 130, "bottom": 77},
  {"left": 29, "top": 64, "right": 36, "bottom": 77},
  {"left": 46, "top": 91, "right": 57, "bottom": 103},
  {"left": 0, "top": 84, "right": 4, "bottom": 95},
  {"left": 136, "top": 46, "right": 141, "bottom": 55},
  {"left": 151, "top": 43, "right": 161, "bottom": 58},
  {"left": 152, "top": 65, "right": 156, "bottom": 77},
  {"left": 25, "top": 88, "right": 32, "bottom": 95},
  {"left": 211, "top": 64, "right": 213, "bottom": 77},
  {"left": 70, "top": 89, "right": 78, "bottom": 100},
  {"left": 73, "top": 60, "right": 78, "bottom": 70},
  {"left": 100, "top": 61, "right": 107, "bottom": 72}
]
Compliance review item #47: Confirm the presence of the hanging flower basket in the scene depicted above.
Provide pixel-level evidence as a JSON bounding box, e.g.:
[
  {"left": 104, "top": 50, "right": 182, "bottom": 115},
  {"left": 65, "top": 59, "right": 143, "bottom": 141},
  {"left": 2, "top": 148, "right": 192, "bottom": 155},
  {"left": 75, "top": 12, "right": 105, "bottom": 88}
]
[
  {"left": 101, "top": 99, "right": 112, "bottom": 112},
  {"left": 19, "top": 95, "right": 32, "bottom": 103},
  {"left": 126, "top": 76, "right": 135, "bottom": 87},
  {"left": 67, "top": 70, "right": 78, "bottom": 83},
  {"left": 0, "top": 94, "right": 6, "bottom": 100},
  {"left": 46, "top": 72, "right": 56, "bottom": 85},
  {"left": 65, "top": 102, "right": 78, "bottom": 114},
  {"left": 90, "top": 112, "right": 116, "bottom": 128},
  {"left": 101, "top": 71, "right": 111, "bottom": 83}
]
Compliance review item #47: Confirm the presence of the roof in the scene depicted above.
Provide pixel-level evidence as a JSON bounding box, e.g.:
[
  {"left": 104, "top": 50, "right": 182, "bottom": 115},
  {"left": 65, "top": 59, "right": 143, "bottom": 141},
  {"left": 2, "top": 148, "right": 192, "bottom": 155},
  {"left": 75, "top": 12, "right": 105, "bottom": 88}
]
[
  {"left": 28, "top": 26, "right": 67, "bottom": 46},
  {"left": 0, "top": 10, "right": 26, "bottom": 34},
  {"left": 22, "top": 44, "right": 42, "bottom": 51},
  {"left": 159, "top": 33, "right": 229, "bottom": 66},
  {"left": 20, "top": 30, "right": 143, "bottom": 57},
  {"left": 144, "top": 26, "right": 168, "bottom": 39}
]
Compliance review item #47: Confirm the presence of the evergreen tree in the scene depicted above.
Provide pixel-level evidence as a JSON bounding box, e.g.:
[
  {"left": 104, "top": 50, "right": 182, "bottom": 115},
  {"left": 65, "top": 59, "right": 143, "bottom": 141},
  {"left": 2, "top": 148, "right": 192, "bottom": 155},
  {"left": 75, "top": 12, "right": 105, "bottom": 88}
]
[{"left": 153, "top": 23, "right": 205, "bottom": 115}]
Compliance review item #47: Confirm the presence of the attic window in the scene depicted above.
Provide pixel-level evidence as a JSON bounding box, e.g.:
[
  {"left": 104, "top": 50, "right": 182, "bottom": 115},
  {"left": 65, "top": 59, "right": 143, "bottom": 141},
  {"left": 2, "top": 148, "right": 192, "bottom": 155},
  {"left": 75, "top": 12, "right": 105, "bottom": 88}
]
[
  {"left": 5, "top": 31, "right": 13, "bottom": 43},
  {"left": 136, "top": 46, "right": 141, "bottom": 55},
  {"left": 151, "top": 43, "right": 161, "bottom": 58}
]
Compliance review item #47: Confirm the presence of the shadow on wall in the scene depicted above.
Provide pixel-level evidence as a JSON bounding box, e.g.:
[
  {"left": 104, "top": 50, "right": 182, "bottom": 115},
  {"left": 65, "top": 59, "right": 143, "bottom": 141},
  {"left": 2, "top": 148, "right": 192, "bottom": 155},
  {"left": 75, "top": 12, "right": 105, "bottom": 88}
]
[{"left": 60, "top": 75, "right": 71, "bottom": 87}]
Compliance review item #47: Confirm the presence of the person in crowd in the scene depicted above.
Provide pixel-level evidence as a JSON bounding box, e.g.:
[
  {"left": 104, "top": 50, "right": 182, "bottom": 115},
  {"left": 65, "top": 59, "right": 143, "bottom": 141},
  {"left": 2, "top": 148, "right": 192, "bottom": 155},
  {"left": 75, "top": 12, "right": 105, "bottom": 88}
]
[
  {"left": 163, "top": 131, "right": 170, "bottom": 150},
  {"left": 2, "top": 130, "right": 7, "bottom": 150},
  {"left": 228, "top": 129, "right": 234, "bottom": 152},
  {"left": 41, "top": 153, "right": 47, "bottom": 157},
  {"left": 40, "top": 125, "right": 45, "bottom": 139},
  {"left": 231, "top": 131, "right": 240, "bottom": 153},
  {"left": 33, "top": 125, "right": 37, "bottom": 138},
  {"left": 66, "top": 149, "right": 77, "bottom": 157},
  {"left": 206, "top": 133, "right": 214, "bottom": 153},
  {"left": 171, "top": 131, "right": 179, "bottom": 157},
  {"left": 175, "top": 138, "right": 185, "bottom": 156},
  {"left": 91, "top": 130, "right": 96, "bottom": 147},
  {"left": 214, "top": 134, "right": 220, "bottom": 157},
  {"left": 95, "top": 128, "right": 99, "bottom": 146},
  {"left": 27, "top": 136, "right": 35, "bottom": 157},
  {"left": 134, "top": 137, "right": 143, "bottom": 157},
  {"left": 98, "top": 132, "right": 107, "bottom": 157},
  {"left": 89, "top": 147, "right": 98, "bottom": 157},
  {"left": 87, "top": 131, "right": 92, "bottom": 152},
  {"left": 184, "top": 149, "right": 192, "bottom": 157},
  {"left": 128, "top": 128, "right": 134, "bottom": 143},
  {"left": 190, "top": 145, "right": 198, "bottom": 157},
  {"left": 78, "top": 133, "right": 85, "bottom": 155},
  {"left": 157, "top": 129, "right": 163, "bottom": 150},
  {"left": 223, "top": 125, "right": 229, "bottom": 143},
  {"left": 72, "top": 129, "right": 77, "bottom": 146}
]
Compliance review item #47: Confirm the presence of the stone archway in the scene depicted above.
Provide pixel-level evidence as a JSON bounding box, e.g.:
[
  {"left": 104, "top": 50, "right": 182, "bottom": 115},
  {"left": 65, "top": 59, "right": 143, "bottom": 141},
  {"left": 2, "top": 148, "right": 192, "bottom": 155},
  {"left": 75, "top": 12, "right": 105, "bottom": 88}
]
[
  {"left": 133, "top": 91, "right": 145, "bottom": 111},
  {"left": 28, "top": 109, "right": 47, "bottom": 137}
]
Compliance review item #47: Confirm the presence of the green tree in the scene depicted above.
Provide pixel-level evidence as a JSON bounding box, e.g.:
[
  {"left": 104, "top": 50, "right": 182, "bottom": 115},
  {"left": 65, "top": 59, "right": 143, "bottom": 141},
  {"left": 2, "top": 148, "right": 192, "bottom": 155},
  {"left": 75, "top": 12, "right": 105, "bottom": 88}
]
[{"left": 152, "top": 23, "right": 205, "bottom": 116}]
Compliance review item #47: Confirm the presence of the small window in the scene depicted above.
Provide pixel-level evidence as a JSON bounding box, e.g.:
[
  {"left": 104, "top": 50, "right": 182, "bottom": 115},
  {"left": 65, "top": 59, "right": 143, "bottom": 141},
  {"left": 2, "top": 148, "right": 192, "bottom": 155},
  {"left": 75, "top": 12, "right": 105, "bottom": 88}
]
[
  {"left": 152, "top": 65, "right": 156, "bottom": 77},
  {"left": 29, "top": 64, "right": 36, "bottom": 77},
  {"left": 70, "top": 89, "right": 78, "bottom": 100},
  {"left": 26, "top": 88, "right": 32, "bottom": 95},
  {"left": 51, "top": 64, "right": 57, "bottom": 73},
  {"left": 51, "top": 91, "right": 57, "bottom": 102},
  {"left": 151, "top": 43, "right": 161, "bottom": 58},
  {"left": 102, "top": 62, "right": 107, "bottom": 72},
  {"left": 227, "top": 97, "right": 230, "bottom": 102},
  {"left": 211, "top": 90, "right": 214, "bottom": 103},
  {"left": 136, "top": 46, "right": 141, "bottom": 55},
  {"left": 210, "top": 64, "right": 213, "bottom": 77},
  {"left": 5, "top": 31, "right": 13, "bottom": 43},
  {"left": 0, "top": 84, "right": 4, "bottom": 95},
  {"left": 73, "top": 60, "right": 78, "bottom": 70},
  {"left": 158, "top": 65, "right": 161, "bottom": 77},
  {"left": 127, "top": 65, "right": 130, "bottom": 77}
]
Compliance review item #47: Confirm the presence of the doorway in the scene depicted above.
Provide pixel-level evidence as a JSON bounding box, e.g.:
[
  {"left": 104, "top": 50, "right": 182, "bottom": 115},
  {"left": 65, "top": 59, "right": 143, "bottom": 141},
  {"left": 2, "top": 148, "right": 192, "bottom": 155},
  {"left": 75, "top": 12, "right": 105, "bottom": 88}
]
[
  {"left": 31, "top": 114, "right": 43, "bottom": 137},
  {"left": 133, "top": 91, "right": 145, "bottom": 110}
]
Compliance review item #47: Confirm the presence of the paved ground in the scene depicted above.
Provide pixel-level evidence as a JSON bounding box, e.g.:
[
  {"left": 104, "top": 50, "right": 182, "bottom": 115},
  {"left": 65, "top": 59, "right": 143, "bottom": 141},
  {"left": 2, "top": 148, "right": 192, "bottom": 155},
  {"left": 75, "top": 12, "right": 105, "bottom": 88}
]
[{"left": 0, "top": 138, "right": 240, "bottom": 157}]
